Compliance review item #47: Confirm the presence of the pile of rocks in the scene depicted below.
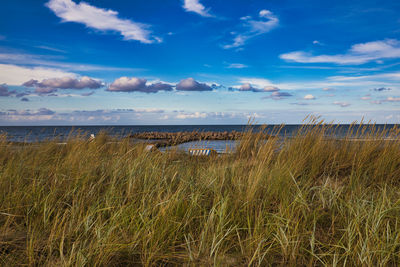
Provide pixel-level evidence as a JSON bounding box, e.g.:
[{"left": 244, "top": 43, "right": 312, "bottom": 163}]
[{"left": 130, "top": 131, "right": 245, "bottom": 147}]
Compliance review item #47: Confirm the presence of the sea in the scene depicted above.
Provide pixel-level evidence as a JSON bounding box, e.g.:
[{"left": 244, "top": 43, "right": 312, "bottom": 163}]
[{"left": 0, "top": 124, "right": 398, "bottom": 153}]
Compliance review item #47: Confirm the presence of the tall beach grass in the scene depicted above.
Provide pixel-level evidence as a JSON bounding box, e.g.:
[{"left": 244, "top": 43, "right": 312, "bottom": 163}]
[{"left": 1, "top": 119, "right": 400, "bottom": 266}]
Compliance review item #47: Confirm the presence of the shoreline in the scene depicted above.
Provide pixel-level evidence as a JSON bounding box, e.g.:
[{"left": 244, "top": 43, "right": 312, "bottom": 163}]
[{"left": 2, "top": 130, "right": 398, "bottom": 149}]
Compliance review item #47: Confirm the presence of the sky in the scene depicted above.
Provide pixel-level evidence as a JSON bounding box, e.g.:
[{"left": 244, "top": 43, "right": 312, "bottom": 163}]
[{"left": 0, "top": 0, "right": 400, "bottom": 125}]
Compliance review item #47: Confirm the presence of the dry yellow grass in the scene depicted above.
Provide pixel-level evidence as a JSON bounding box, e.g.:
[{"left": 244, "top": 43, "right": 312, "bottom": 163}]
[{"left": 1, "top": 120, "right": 400, "bottom": 266}]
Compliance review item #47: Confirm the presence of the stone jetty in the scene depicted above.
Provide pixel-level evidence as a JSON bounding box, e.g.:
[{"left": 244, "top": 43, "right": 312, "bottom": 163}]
[{"left": 130, "top": 131, "right": 246, "bottom": 147}]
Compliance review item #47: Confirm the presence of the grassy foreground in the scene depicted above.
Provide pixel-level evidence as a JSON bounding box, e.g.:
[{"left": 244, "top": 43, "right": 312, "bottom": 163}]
[{"left": 1, "top": 122, "right": 400, "bottom": 266}]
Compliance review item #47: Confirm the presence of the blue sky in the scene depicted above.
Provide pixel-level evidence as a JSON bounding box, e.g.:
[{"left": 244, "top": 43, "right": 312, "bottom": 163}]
[{"left": 0, "top": 0, "right": 400, "bottom": 125}]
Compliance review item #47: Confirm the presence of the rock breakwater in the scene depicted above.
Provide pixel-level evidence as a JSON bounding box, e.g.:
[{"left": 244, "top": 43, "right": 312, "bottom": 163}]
[{"left": 130, "top": 131, "right": 246, "bottom": 147}]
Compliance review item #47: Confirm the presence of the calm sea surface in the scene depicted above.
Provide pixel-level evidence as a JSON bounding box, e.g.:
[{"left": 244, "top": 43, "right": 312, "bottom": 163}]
[{"left": 0, "top": 125, "right": 398, "bottom": 152}]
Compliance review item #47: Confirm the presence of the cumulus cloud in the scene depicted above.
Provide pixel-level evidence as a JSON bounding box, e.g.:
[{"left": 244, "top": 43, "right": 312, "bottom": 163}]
[
  {"left": 238, "top": 77, "right": 282, "bottom": 90},
  {"left": 183, "top": 0, "right": 213, "bottom": 17},
  {"left": 303, "top": 94, "right": 316, "bottom": 100},
  {"left": 37, "top": 108, "right": 56, "bottom": 115},
  {"left": 333, "top": 101, "right": 351, "bottom": 107},
  {"left": 261, "top": 91, "right": 292, "bottom": 100},
  {"left": 107, "top": 77, "right": 173, "bottom": 93},
  {"left": 176, "top": 78, "right": 212, "bottom": 91},
  {"left": 22, "top": 76, "right": 103, "bottom": 94},
  {"left": 280, "top": 39, "right": 400, "bottom": 65},
  {"left": 108, "top": 77, "right": 146, "bottom": 92},
  {"left": 224, "top": 9, "right": 279, "bottom": 49},
  {"left": 239, "top": 83, "right": 256, "bottom": 92},
  {"left": 0, "top": 84, "right": 16, "bottom": 97},
  {"left": 239, "top": 83, "right": 280, "bottom": 93},
  {"left": 147, "top": 82, "right": 175, "bottom": 93},
  {"left": 270, "top": 91, "right": 292, "bottom": 100},
  {"left": 46, "top": 0, "right": 160, "bottom": 43},
  {"left": 374, "top": 87, "right": 391, "bottom": 92}
]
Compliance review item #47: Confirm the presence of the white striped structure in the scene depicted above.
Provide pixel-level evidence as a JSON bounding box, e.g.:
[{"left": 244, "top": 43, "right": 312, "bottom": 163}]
[
  {"left": 145, "top": 144, "right": 158, "bottom": 152},
  {"left": 188, "top": 148, "right": 217, "bottom": 156}
]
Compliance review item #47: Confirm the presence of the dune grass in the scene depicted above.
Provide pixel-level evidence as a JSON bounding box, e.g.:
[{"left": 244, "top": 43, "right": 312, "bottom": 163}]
[{"left": 1, "top": 120, "right": 400, "bottom": 266}]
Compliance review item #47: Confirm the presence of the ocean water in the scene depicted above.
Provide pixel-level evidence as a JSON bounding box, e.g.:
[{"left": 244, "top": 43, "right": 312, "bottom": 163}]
[{"left": 0, "top": 124, "right": 398, "bottom": 152}]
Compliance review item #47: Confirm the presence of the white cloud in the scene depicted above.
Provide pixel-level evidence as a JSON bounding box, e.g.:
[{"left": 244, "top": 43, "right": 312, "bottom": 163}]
[
  {"left": 0, "top": 108, "right": 168, "bottom": 124},
  {"left": 237, "top": 78, "right": 276, "bottom": 89},
  {"left": 46, "top": 0, "right": 160, "bottom": 43},
  {"left": 107, "top": 77, "right": 173, "bottom": 93},
  {"left": 333, "top": 101, "right": 351, "bottom": 107},
  {"left": 328, "top": 72, "right": 400, "bottom": 82},
  {"left": 176, "top": 78, "right": 212, "bottom": 91},
  {"left": 175, "top": 111, "right": 241, "bottom": 120},
  {"left": 0, "top": 52, "right": 138, "bottom": 72},
  {"left": 238, "top": 83, "right": 280, "bottom": 92},
  {"left": 183, "top": 0, "right": 213, "bottom": 17},
  {"left": 0, "top": 108, "right": 56, "bottom": 122},
  {"left": 0, "top": 64, "right": 75, "bottom": 85},
  {"left": 239, "top": 83, "right": 255, "bottom": 91},
  {"left": 269, "top": 91, "right": 292, "bottom": 100},
  {"left": 224, "top": 9, "right": 278, "bottom": 49},
  {"left": 35, "top": 45, "right": 67, "bottom": 53},
  {"left": 22, "top": 76, "right": 103, "bottom": 93},
  {"left": 176, "top": 111, "right": 208, "bottom": 119},
  {"left": 263, "top": 86, "right": 280, "bottom": 92},
  {"left": 238, "top": 75, "right": 399, "bottom": 91},
  {"left": 280, "top": 39, "right": 400, "bottom": 65},
  {"left": 227, "top": 63, "right": 248, "bottom": 69},
  {"left": 303, "top": 94, "right": 316, "bottom": 100}
]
